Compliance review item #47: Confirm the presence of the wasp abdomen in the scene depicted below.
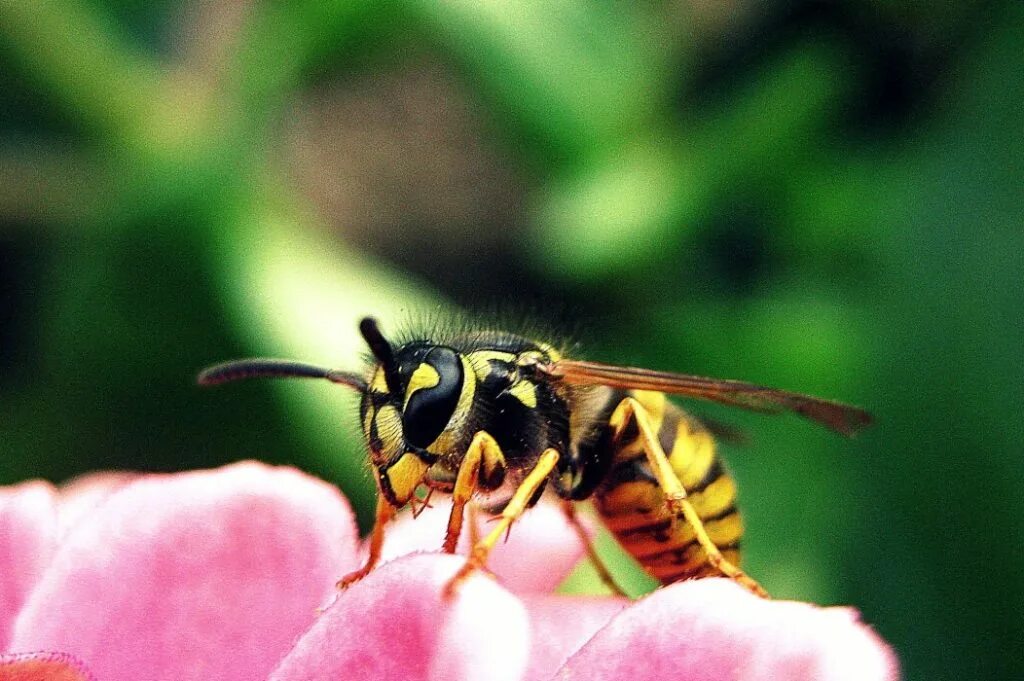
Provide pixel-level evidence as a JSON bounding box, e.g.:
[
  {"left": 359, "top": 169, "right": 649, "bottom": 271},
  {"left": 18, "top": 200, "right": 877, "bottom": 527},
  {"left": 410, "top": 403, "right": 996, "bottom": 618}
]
[{"left": 594, "top": 391, "right": 744, "bottom": 585}]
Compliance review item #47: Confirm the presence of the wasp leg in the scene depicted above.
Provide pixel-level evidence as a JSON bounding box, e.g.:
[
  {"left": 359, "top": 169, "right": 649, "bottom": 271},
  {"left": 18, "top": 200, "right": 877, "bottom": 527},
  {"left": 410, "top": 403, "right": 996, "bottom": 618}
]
[
  {"left": 610, "top": 397, "right": 768, "bottom": 598},
  {"left": 443, "top": 431, "right": 506, "bottom": 553},
  {"left": 467, "top": 502, "right": 481, "bottom": 546},
  {"left": 337, "top": 492, "right": 396, "bottom": 590},
  {"left": 444, "top": 448, "right": 560, "bottom": 597},
  {"left": 561, "top": 500, "right": 628, "bottom": 597}
]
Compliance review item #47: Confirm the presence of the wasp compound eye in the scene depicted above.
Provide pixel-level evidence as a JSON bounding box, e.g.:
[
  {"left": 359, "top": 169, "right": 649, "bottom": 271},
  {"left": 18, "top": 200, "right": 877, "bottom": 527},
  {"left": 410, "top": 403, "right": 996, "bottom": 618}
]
[{"left": 402, "top": 346, "right": 464, "bottom": 450}]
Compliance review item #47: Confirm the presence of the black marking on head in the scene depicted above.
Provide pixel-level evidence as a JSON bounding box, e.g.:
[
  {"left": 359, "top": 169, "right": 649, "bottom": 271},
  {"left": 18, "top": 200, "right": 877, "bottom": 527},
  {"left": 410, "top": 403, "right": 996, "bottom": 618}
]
[{"left": 401, "top": 346, "right": 464, "bottom": 450}]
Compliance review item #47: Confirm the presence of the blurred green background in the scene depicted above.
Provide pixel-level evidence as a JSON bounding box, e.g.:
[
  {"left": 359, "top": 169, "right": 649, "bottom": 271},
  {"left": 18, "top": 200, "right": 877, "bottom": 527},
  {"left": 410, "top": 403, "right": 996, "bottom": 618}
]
[{"left": 1, "top": 1, "right": 1021, "bottom": 678}]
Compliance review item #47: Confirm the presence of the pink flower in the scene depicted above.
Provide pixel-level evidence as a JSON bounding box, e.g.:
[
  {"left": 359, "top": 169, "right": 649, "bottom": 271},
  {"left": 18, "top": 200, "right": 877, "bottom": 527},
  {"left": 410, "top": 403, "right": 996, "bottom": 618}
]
[{"left": 0, "top": 462, "right": 898, "bottom": 681}]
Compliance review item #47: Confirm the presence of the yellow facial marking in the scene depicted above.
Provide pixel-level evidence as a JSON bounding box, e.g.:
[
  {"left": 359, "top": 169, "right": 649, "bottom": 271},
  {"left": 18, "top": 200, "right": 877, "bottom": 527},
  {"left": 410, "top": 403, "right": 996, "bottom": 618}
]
[
  {"left": 362, "top": 405, "right": 375, "bottom": 438},
  {"left": 372, "top": 405, "right": 404, "bottom": 464},
  {"left": 427, "top": 355, "right": 477, "bottom": 454},
  {"left": 404, "top": 363, "right": 441, "bottom": 408},
  {"left": 382, "top": 452, "right": 429, "bottom": 505},
  {"left": 508, "top": 380, "right": 538, "bottom": 408},
  {"left": 370, "top": 368, "right": 389, "bottom": 393},
  {"left": 375, "top": 404, "right": 402, "bottom": 436}
]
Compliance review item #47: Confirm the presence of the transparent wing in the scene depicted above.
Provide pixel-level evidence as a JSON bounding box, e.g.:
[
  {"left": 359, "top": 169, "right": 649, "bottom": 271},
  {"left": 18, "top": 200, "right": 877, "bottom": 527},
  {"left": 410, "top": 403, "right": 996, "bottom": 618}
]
[{"left": 539, "top": 359, "right": 872, "bottom": 437}]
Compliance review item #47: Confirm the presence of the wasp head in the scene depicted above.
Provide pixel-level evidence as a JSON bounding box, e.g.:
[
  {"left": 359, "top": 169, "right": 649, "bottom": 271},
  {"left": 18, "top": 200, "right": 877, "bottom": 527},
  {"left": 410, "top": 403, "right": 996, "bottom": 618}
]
[
  {"left": 357, "top": 318, "right": 476, "bottom": 507},
  {"left": 198, "top": 317, "right": 482, "bottom": 510}
]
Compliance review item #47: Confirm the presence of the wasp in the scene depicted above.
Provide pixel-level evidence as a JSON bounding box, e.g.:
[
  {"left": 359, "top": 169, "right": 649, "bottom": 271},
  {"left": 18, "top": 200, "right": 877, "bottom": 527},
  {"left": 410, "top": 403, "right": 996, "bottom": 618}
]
[{"left": 199, "top": 317, "right": 870, "bottom": 597}]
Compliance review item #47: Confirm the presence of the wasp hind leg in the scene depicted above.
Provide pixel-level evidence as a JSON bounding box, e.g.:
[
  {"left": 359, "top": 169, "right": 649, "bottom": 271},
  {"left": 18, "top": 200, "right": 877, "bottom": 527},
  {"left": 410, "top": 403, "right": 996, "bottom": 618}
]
[
  {"left": 610, "top": 397, "right": 768, "bottom": 598},
  {"left": 443, "top": 431, "right": 507, "bottom": 553},
  {"left": 337, "top": 491, "right": 397, "bottom": 590},
  {"left": 561, "top": 501, "right": 629, "bottom": 597},
  {"left": 443, "top": 448, "right": 560, "bottom": 598}
]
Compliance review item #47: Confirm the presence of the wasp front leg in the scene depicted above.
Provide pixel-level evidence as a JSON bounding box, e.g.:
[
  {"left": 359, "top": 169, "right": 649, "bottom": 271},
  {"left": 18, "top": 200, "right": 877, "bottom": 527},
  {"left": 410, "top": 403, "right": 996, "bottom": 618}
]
[
  {"left": 443, "top": 448, "right": 560, "bottom": 597},
  {"left": 443, "top": 431, "right": 507, "bottom": 553},
  {"left": 337, "top": 492, "right": 396, "bottom": 590},
  {"left": 609, "top": 397, "right": 768, "bottom": 598}
]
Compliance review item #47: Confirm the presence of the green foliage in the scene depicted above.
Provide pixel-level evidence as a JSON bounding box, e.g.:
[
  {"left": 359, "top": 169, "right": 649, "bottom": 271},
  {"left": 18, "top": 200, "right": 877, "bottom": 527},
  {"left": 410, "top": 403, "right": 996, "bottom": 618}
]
[{"left": 1, "top": 2, "right": 1021, "bottom": 678}]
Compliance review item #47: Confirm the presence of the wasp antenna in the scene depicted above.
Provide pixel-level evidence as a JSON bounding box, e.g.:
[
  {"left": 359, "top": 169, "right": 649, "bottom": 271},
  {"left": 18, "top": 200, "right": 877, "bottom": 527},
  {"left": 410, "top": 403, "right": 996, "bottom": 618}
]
[
  {"left": 359, "top": 317, "right": 400, "bottom": 391},
  {"left": 359, "top": 317, "right": 394, "bottom": 366},
  {"left": 197, "top": 359, "right": 366, "bottom": 392},
  {"left": 323, "top": 369, "right": 369, "bottom": 391}
]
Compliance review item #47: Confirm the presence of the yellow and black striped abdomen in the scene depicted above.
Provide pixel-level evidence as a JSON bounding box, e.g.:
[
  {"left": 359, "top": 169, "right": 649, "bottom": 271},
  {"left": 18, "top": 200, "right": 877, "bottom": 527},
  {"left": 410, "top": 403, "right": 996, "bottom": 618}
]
[{"left": 593, "top": 390, "right": 744, "bottom": 585}]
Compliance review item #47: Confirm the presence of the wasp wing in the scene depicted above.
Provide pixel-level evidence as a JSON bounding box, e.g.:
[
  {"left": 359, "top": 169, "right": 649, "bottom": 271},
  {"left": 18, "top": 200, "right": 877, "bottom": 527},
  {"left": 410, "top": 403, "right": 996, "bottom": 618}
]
[{"left": 540, "top": 359, "right": 872, "bottom": 437}]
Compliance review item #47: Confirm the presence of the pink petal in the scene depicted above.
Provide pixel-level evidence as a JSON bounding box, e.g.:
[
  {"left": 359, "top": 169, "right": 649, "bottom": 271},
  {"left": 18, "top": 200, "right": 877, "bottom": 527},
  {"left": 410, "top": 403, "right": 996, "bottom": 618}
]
[
  {"left": 375, "top": 497, "right": 588, "bottom": 593},
  {"left": 521, "top": 594, "right": 627, "bottom": 681},
  {"left": 0, "top": 651, "right": 94, "bottom": 681},
  {"left": 56, "top": 472, "right": 138, "bottom": 539},
  {"left": 0, "top": 481, "right": 58, "bottom": 650},
  {"left": 10, "top": 461, "right": 360, "bottom": 681},
  {"left": 556, "top": 578, "right": 899, "bottom": 681},
  {"left": 270, "top": 553, "right": 531, "bottom": 681}
]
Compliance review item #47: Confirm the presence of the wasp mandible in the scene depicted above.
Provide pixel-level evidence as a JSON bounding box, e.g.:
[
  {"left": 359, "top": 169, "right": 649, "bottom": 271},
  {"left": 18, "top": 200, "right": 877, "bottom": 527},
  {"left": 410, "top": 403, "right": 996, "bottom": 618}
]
[{"left": 199, "top": 317, "right": 871, "bottom": 597}]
